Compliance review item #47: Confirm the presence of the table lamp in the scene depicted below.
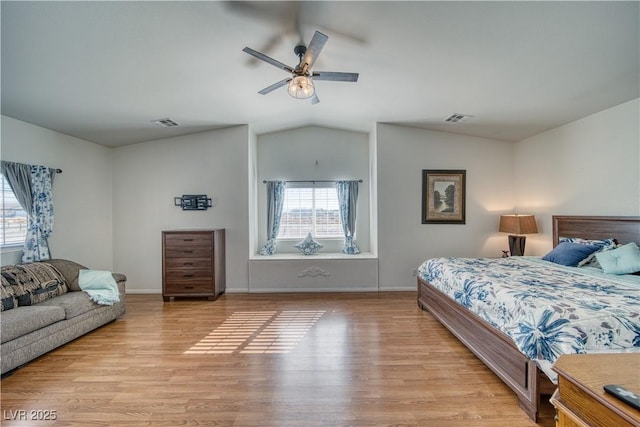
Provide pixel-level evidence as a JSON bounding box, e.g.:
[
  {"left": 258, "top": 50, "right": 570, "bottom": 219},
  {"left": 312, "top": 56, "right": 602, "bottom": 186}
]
[{"left": 499, "top": 214, "right": 538, "bottom": 256}]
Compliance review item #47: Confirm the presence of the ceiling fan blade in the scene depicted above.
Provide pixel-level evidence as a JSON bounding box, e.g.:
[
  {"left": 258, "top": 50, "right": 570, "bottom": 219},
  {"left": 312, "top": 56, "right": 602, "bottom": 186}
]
[
  {"left": 242, "top": 47, "right": 294, "bottom": 73},
  {"left": 245, "top": 33, "right": 284, "bottom": 67},
  {"left": 258, "top": 78, "right": 292, "bottom": 95},
  {"left": 311, "top": 93, "right": 320, "bottom": 105},
  {"left": 312, "top": 71, "right": 359, "bottom": 82},
  {"left": 300, "top": 31, "right": 328, "bottom": 72}
]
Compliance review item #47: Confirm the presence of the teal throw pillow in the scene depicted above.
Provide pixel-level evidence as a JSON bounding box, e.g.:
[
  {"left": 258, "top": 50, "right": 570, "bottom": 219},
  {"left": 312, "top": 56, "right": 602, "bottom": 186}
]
[{"left": 595, "top": 242, "right": 640, "bottom": 275}]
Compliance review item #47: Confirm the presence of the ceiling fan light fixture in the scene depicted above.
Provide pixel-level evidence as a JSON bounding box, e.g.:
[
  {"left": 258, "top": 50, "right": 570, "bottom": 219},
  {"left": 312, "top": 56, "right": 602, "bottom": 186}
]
[{"left": 288, "top": 75, "right": 315, "bottom": 99}]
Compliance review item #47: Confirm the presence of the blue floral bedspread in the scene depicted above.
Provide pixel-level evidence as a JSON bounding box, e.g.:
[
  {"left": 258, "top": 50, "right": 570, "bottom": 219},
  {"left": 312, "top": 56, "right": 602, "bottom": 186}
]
[{"left": 418, "top": 256, "right": 640, "bottom": 381}]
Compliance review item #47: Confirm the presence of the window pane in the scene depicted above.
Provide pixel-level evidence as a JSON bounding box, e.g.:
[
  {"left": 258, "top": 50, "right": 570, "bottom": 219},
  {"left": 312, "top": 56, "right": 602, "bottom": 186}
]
[
  {"left": 278, "top": 187, "right": 343, "bottom": 239},
  {"left": 279, "top": 188, "right": 312, "bottom": 238},
  {"left": 0, "top": 175, "right": 28, "bottom": 246},
  {"left": 314, "top": 188, "right": 342, "bottom": 238}
]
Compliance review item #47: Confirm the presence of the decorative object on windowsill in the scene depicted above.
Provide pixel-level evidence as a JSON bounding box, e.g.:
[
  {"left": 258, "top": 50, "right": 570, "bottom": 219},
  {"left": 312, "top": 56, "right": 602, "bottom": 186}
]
[
  {"left": 294, "top": 233, "right": 323, "bottom": 255},
  {"left": 499, "top": 214, "right": 538, "bottom": 256},
  {"left": 174, "top": 195, "right": 212, "bottom": 211}
]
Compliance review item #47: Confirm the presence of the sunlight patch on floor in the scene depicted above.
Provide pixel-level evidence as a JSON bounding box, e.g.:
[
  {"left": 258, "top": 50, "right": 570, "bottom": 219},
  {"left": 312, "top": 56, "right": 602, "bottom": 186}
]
[{"left": 184, "top": 310, "right": 325, "bottom": 355}]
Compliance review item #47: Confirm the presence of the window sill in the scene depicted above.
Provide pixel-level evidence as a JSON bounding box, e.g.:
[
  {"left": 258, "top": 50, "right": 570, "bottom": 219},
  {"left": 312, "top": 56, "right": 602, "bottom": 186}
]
[{"left": 250, "top": 252, "right": 377, "bottom": 260}]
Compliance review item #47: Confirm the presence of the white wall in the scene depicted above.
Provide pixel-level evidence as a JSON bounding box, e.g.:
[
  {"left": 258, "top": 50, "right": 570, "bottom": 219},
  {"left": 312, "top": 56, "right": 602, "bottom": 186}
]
[
  {"left": 515, "top": 98, "right": 640, "bottom": 255},
  {"left": 0, "top": 115, "right": 113, "bottom": 269},
  {"left": 4, "top": 99, "right": 637, "bottom": 293},
  {"left": 376, "top": 124, "right": 515, "bottom": 290},
  {"left": 112, "top": 126, "right": 250, "bottom": 293},
  {"left": 255, "top": 126, "right": 370, "bottom": 254}
]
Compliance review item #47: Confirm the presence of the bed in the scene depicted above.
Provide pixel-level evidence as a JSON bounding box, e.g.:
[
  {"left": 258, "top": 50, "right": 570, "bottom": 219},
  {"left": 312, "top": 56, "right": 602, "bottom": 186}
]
[{"left": 416, "top": 215, "right": 640, "bottom": 422}]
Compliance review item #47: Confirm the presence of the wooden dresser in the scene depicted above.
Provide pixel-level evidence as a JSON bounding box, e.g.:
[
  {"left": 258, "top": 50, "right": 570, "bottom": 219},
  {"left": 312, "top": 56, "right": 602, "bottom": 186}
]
[
  {"left": 551, "top": 353, "right": 640, "bottom": 427},
  {"left": 162, "top": 229, "right": 225, "bottom": 301}
]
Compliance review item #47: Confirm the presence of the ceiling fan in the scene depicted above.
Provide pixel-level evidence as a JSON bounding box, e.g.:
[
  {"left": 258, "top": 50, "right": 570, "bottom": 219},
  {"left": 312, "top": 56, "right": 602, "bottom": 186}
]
[{"left": 242, "top": 31, "right": 359, "bottom": 104}]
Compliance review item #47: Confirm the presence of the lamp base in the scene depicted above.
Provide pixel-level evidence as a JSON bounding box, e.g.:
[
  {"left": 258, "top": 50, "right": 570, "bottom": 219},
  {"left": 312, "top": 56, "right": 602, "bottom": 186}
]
[{"left": 508, "top": 235, "right": 527, "bottom": 256}]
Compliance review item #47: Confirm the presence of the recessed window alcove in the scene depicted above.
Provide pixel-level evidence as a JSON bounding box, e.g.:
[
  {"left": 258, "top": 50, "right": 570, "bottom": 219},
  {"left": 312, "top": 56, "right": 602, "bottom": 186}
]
[{"left": 248, "top": 126, "right": 378, "bottom": 292}]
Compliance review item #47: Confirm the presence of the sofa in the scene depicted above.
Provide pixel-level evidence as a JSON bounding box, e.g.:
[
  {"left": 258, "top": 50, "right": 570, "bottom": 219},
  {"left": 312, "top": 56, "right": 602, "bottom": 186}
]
[{"left": 1, "top": 259, "right": 126, "bottom": 375}]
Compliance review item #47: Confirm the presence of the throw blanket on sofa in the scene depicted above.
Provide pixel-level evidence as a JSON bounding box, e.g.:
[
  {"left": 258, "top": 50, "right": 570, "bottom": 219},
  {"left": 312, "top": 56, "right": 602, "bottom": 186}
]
[{"left": 78, "top": 270, "right": 120, "bottom": 305}]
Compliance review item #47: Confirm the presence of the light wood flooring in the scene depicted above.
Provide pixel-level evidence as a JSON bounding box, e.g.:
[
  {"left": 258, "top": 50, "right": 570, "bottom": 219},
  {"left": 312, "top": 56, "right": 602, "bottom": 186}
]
[{"left": 1, "top": 292, "right": 555, "bottom": 426}]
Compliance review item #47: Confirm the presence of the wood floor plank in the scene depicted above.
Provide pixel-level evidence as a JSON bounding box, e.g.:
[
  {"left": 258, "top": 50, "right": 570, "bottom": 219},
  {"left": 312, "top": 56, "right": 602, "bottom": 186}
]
[{"left": 1, "top": 293, "right": 555, "bottom": 426}]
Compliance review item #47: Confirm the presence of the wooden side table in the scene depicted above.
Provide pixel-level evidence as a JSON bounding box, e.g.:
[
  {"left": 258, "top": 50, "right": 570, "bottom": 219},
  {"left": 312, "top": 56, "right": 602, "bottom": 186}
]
[{"left": 551, "top": 353, "right": 640, "bottom": 427}]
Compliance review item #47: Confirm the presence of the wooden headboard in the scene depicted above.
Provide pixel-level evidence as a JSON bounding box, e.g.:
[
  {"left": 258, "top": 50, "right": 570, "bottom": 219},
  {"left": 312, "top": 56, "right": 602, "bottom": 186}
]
[{"left": 552, "top": 215, "right": 640, "bottom": 247}]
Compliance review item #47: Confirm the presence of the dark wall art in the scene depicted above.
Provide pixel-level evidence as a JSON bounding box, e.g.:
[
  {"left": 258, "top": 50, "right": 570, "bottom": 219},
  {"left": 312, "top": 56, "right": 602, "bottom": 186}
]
[{"left": 421, "top": 170, "right": 466, "bottom": 224}]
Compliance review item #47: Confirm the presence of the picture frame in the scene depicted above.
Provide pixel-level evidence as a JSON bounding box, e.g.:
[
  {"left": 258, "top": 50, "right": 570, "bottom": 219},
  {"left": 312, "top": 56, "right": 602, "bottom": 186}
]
[{"left": 421, "top": 169, "right": 466, "bottom": 224}]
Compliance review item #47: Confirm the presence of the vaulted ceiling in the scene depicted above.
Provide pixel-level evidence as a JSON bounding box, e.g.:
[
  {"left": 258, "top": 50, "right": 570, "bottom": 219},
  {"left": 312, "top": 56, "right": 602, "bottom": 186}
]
[{"left": 2, "top": 1, "right": 638, "bottom": 147}]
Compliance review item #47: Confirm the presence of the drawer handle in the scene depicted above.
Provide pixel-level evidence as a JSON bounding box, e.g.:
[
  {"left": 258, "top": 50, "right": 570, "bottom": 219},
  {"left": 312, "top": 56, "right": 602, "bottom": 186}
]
[
  {"left": 184, "top": 262, "right": 193, "bottom": 266},
  {"left": 183, "top": 250, "right": 193, "bottom": 254},
  {"left": 183, "top": 239, "right": 194, "bottom": 242},
  {"left": 183, "top": 274, "right": 194, "bottom": 278},
  {"left": 184, "top": 286, "right": 194, "bottom": 289}
]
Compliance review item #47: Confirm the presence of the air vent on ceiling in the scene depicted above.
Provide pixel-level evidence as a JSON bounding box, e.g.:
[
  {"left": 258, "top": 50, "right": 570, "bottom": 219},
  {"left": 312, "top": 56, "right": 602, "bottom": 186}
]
[
  {"left": 444, "top": 113, "right": 472, "bottom": 124},
  {"left": 151, "top": 118, "right": 179, "bottom": 127}
]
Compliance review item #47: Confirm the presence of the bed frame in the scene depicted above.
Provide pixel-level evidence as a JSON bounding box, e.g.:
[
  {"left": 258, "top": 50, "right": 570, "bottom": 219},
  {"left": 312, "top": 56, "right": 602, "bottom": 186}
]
[{"left": 417, "top": 215, "right": 640, "bottom": 421}]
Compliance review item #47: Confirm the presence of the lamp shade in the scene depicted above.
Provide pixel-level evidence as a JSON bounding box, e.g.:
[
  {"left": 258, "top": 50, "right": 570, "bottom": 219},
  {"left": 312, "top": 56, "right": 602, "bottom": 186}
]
[
  {"left": 499, "top": 214, "right": 538, "bottom": 235},
  {"left": 288, "top": 76, "right": 315, "bottom": 99}
]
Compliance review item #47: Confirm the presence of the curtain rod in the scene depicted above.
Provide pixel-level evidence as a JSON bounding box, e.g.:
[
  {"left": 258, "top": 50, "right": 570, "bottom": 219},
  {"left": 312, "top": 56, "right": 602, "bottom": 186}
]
[{"left": 262, "top": 179, "right": 362, "bottom": 184}]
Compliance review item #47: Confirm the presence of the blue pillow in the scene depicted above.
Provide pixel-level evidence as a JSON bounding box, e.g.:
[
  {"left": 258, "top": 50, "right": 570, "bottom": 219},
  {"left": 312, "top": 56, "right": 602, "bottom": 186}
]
[
  {"left": 542, "top": 242, "right": 600, "bottom": 267},
  {"left": 294, "top": 233, "right": 323, "bottom": 255},
  {"left": 595, "top": 242, "right": 640, "bottom": 275},
  {"left": 559, "top": 237, "right": 617, "bottom": 267}
]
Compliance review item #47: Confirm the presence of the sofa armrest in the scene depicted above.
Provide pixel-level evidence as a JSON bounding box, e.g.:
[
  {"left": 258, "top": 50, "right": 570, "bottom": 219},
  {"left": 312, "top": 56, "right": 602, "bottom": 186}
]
[{"left": 113, "top": 273, "right": 127, "bottom": 297}]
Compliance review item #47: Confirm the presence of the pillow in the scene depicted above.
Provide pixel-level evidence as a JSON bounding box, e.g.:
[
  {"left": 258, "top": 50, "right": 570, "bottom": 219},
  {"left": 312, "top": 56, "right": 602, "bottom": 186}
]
[
  {"left": 0, "top": 277, "right": 18, "bottom": 311},
  {"left": 559, "top": 237, "right": 617, "bottom": 250},
  {"left": 595, "top": 242, "right": 640, "bottom": 275},
  {"left": 559, "top": 237, "right": 617, "bottom": 267},
  {"left": 542, "top": 242, "right": 601, "bottom": 267},
  {"left": 0, "top": 263, "right": 68, "bottom": 306},
  {"left": 294, "top": 233, "right": 323, "bottom": 255}
]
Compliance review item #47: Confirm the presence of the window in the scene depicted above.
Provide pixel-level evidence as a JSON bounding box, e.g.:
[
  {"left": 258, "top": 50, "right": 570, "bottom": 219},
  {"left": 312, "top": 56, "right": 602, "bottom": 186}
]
[
  {"left": 0, "top": 175, "right": 28, "bottom": 246},
  {"left": 278, "top": 186, "right": 342, "bottom": 239}
]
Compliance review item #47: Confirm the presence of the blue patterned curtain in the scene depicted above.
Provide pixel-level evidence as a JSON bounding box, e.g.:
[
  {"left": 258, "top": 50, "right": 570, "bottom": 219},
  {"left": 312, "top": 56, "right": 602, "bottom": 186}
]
[
  {"left": 335, "top": 180, "right": 360, "bottom": 254},
  {"left": 1, "top": 162, "right": 56, "bottom": 262},
  {"left": 259, "top": 180, "right": 286, "bottom": 255},
  {"left": 23, "top": 165, "right": 56, "bottom": 262}
]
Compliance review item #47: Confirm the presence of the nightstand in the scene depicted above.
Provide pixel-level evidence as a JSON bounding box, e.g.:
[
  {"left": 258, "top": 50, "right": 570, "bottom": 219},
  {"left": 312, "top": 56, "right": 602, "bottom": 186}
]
[{"left": 551, "top": 353, "right": 640, "bottom": 426}]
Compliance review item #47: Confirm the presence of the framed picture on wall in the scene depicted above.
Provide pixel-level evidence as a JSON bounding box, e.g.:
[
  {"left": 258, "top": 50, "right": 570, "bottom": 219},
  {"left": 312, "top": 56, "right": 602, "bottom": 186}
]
[{"left": 422, "top": 169, "right": 466, "bottom": 224}]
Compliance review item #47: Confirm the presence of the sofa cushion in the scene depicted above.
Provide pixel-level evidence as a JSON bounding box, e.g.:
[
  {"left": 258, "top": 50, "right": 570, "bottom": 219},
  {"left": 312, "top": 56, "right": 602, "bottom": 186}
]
[
  {"left": 37, "top": 291, "right": 99, "bottom": 320},
  {"left": 1, "top": 263, "right": 68, "bottom": 306},
  {"left": 0, "top": 305, "right": 66, "bottom": 343}
]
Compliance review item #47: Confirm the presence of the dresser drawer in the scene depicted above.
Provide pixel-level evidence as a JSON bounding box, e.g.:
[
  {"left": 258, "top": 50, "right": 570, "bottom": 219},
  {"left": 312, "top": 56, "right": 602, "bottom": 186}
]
[
  {"left": 164, "top": 246, "right": 213, "bottom": 258},
  {"left": 164, "top": 233, "right": 213, "bottom": 246},
  {"left": 164, "top": 268, "right": 212, "bottom": 280},
  {"left": 164, "top": 280, "right": 213, "bottom": 294},
  {"left": 164, "top": 257, "right": 212, "bottom": 271}
]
